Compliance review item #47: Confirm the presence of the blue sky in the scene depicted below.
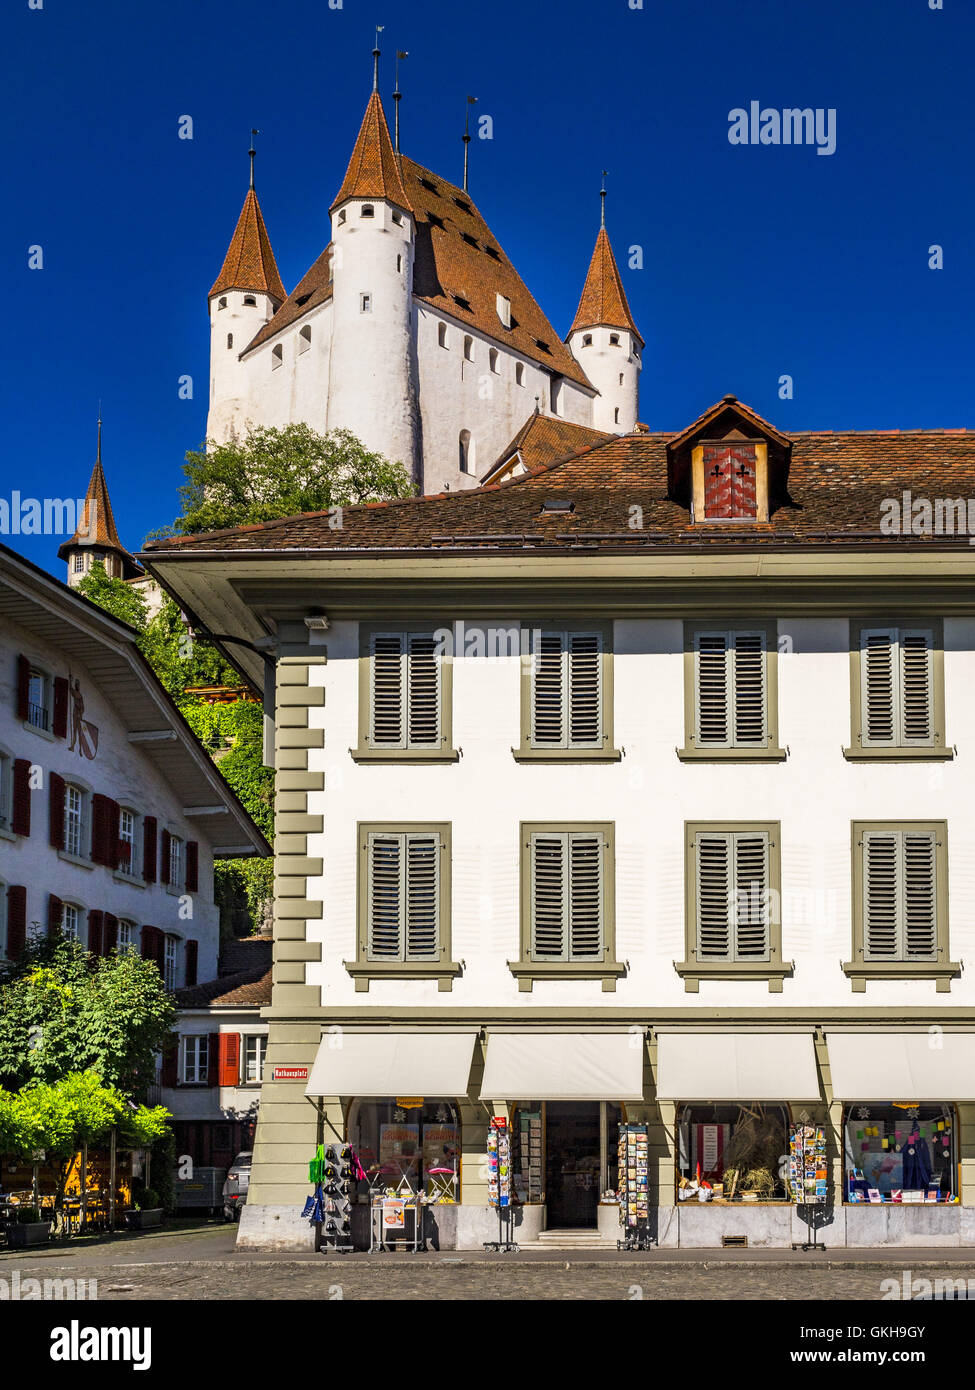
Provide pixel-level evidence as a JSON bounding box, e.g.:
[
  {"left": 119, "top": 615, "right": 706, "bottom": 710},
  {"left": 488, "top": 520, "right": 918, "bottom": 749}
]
[{"left": 3, "top": 0, "right": 972, "bottom": 574}]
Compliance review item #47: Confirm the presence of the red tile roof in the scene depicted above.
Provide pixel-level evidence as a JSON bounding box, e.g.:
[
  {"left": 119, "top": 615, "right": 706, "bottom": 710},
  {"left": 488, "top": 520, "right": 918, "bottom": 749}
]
[
  {"left": 484, "top": 411, "right": 613, "bottom": 482},
  {"left": 58, "top": 427, "right": 140, "bottom": 573},
  {"left": 330, "top": 91, "right": 413, "bottom": 214},
  {"left": 175, "top": 936, "right": 273, "bottom": 1008},
  {"left": 209, "top": 189, "right": 286, "bottom": 303},
  {"left": 569, "top": 227, "right": 643, "bottom": 345}
]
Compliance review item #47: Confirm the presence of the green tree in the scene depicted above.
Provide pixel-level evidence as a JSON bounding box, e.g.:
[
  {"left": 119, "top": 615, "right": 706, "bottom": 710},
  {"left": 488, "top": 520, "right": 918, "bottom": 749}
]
[
  {"left": 140, "top": 595, "right": 242, "bottom": 698},
  {"left": 150, "top": 422, "right": 414, "bottom": 536},
  {"left": 0, "top": 938, "right": 176, "bottom": 1099},
  {"left": 76, "top": 560, "right": 148, "bottom": 628}
]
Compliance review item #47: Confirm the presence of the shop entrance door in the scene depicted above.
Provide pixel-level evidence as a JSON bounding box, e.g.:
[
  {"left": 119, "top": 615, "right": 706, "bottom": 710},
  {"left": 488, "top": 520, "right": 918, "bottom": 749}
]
[{"left": 544, "top": 1102, "right": 601, "bottom": 1229}]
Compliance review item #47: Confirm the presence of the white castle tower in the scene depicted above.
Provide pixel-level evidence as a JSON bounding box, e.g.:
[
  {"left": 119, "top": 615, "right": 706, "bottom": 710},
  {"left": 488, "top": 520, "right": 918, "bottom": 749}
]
[
  {"left": 324, "top": 81, "right": 421, "bottom": 483},
  {"left": 207, "top": 142, "right": 286, "bottom": 442},
  {"left": 566, "top": 188, "right": 643, "bottom": 434}
]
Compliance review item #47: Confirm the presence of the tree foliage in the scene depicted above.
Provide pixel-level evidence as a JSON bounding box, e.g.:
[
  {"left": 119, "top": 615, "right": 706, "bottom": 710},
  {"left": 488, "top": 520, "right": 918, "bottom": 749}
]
[
  {"left": 76, "top": 560, "right": 148, "bottom": 628},
  {"left": 150, "top": 422, "right": 414, "bottom": 537}
]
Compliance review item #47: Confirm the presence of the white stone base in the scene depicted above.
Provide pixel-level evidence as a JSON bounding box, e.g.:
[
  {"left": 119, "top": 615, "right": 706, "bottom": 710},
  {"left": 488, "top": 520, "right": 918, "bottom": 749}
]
[{"left": 236, "top": 1204, "right": 317, "bottom": 1251}]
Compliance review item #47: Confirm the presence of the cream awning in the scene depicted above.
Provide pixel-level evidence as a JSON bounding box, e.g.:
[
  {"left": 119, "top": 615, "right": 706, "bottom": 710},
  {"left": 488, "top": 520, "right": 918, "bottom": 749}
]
[
  {"left": 826, "top": 1031, "right": 975, "bottom": 1101},
  {"left": 305, "top": 1031, "right": 478, "bottom": 1098},
  {"left": 478, "top": 1031, "right": 645, "bottom": 1101},
  {"left": 655, "top": 1031, "right": 821, "bottom": 1101}
]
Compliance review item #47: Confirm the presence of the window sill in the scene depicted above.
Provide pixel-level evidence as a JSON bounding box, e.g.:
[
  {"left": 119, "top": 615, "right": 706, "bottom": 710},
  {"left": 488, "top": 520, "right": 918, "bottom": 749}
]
[
  {"left": 165, "top": 883, "right": 185, "bottom": 897},
  {"left": 674, "top": 959, "right": 794, "bottom": 993},
  {"left": 507, "top": 959, "right": 627, "bottom": 992},
  {"left": 349, "top": 747, "right": 460, "bottom": 764},
  {"left": 842, "top": 746, "right": 954, "bottom": 762},
  {"left": 511, "top": 747, "right": 623, "bottom": 764},
  {"left": 57, "top": 849, "right": 94, "bottom": 871},
  {"left": 22, "top": 720, "right": 55, "bottom": 743},
  {"left": 343, "top": 959, "right": 463, "bottom": 993},
  {"left": 0, "top": 825, "right": 16, "bottom": 843},
  {"left": 842, "top": 960, "right": 961, "bottom": 993},
  {"left": 113, "top": 871, "right": 144, "bottom": 888},
  {"left": 677, "top": 746, "right": 787, "bottom": 763}
]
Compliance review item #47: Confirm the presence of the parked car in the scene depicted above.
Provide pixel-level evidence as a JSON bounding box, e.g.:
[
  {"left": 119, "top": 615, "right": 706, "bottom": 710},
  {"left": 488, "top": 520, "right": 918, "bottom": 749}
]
[{"left": 222, "top": 1152, "right": 252, "bottom": 1222}]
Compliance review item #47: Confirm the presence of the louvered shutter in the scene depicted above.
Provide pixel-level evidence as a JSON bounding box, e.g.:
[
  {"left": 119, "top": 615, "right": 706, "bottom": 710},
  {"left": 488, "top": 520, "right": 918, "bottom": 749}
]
[
  {"left": 407, "top": 635, "right": 440, "bottom": 746},
  {"left": 532, "top": 631, "right": 603, "bottom": 749},
  {"left": 695, "top": 634, "right": 729, "bottom": 745},
  {"left": 531, "top": 633, "right": 565, "bottom": 746},
  {"left": 6, "top": 885, "right": 27, "bottom": 958},
  {"left": 695, "top": 632, "right": 766, "bottom": 747},
  {"left": 732, "top": 633, "right": 767, "bottom": 745},
  {"left": 568, "top": 633, "right": 602, "bottom": 747},
  {"left": 185, "top": 938, "right": 199, "bottom": 986},
  {"left": 531, "top": 833, "right": 567, "bottom": 959},
  {"left": 568, "top": 833, "right": 603, "bottom": 959},
  {"left": 368, "top": 833, "right": 403, "bottom": 958},
  {"left": 218, "top": 1033, "right": 241, "bottom": 1087},
  {"left": 696, "top": 831, "right": 770, "bottom": 961},
  {"left": 207, "top": 1032, "right": 221, "bottom": 1087},
  {"left": 899, "top": 630, "right": 934, "bottom": 745},
  {"left": 105, "top": 800, "right": 121, "bottom": 871},
  {"left": 47, "top": 893, "right": 63, "bottom": 937},
  {"left": 733, "top": 833, "right": 770, "bottom": 959},
  {"left": 16, "top": 655, "right": 31, "bottom": 721},
  {"left": 87, "top": 909, "right": 104, "bottom": 956},
  {"left": 52, "top": 677, "right": 69, "bottom": 739},
  {"left": 160, "top": 1035, "right": 178, "bottom": 1088},
  {"left": 141, "top": 925, "right": 156, "bottom": 960},
  {"left": 185, "top": 841, "right": 199, "bottom": 893},
  {"left": 697, "top": 833, "right": 732, "bottom": 959},
  {"left": 160, "top": 830, "right": 171, "bottom": 885},
  {"left": 12, "top": 758, "right": 31, "bottom": 837},
  {"left": 861, "top": 628, "right": 897, "bottom": 745},
  {"left": 143, "top": 816, "right": 157, "bottom": 883},
  {"left": 405, "top": 834, "right": 439, "bottom": 958},
  {"left": 49, "top": 773, "right": 66, "bottom": 850},
  {"left": 90, "top": 794, "right": 109, "bottom": 865},
  {"left": 903, "top": 832, "right": 937, "bottom": 959},
  {"left": 103, "top": 913, "right": 118, "bottom": 954},
  {"left": 371, "top": 633, "right": 405, "bottom": 747},
  {"left": 530, "top": 831, "right": 603, "bottom": 961}
]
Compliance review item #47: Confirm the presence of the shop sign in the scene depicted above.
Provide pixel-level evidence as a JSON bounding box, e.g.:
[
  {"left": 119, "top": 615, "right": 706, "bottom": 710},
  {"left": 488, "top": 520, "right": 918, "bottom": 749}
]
[
  {"left": 395, "top": 1097, "right": 424, "bottom": 1109},
  {"left": 382, "top": 1199, "right": 406, "bottom": 1229},
  {"left": 491, "top": 1116, "right": 507, "bottom": 1128},
  {"left": 272, "top": 1066, "right": 309, "bottom": 1081}
]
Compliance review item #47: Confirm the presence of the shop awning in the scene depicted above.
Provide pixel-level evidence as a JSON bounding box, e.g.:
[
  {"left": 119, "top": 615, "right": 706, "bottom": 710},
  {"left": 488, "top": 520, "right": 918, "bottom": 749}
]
[
  {"left": 654, "top": 1031, "right": 821, "bottom": 1101},
  {"left": 826, "top": 1031, "right": 975, "bottom": 1101},
  {"left": 478, "top": 1031, "right": 645, "bottom": 1101},
  {"left": 305, "top": 1031, "right": 478, "bottom": 1098}
]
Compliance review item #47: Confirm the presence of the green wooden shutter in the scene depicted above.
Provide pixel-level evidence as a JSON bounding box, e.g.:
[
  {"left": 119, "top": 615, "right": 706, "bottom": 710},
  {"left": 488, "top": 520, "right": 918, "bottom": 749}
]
[
  {"left": 697, "top": 830, "right": 769, "bottom": 960},
  {"left": 862, "top": 831, "right": 900, "bottom": 958},
  {"left": 367, "top": 833, "right": 404, "bottom": 958},
  {"left": 902, "top": 831, "right": 937, "bottom": 960},
  {"left": 405, "top": 833, "right": 440, "bottom": 959},
  {"left": 861, "top": 628, "right": 897, "bottom": 745},
  {"left": 370, "top": 633, "right": 405, "bottom": 748},
  {"left": 568, "top": 832, "right": 603, "bottom": 959},
  {"left": 406, "top": 634, "right": 440, "bottom": 747},
  {"left": 695, "top": 633, "right": 729, "bottom": 746},
  {"left": 899, "top": 630, "right": 934, "bottom": 746},
  {"left": 367, "top": 831, "right": 441, "bottom": 961},
  {"left": 531, "top": 833, "right": 566, "bottom": 958},
  {"left": 733, "top": 832, "right": 770, "bottom": 959},
  {"left": 567, "top": 633, "right": 602, "bottom": 747},
  {"left": 732, "top": 632, "right": 767, "bottom": 746},
  {"left": 531, "top": 633, "right": 566, "bottom": 746},
  {"left": 530, "top": 831, "right": 604, "bottom": 960},
  {"left": 696, "top": 833, "right": 732, "bottom": 959}
]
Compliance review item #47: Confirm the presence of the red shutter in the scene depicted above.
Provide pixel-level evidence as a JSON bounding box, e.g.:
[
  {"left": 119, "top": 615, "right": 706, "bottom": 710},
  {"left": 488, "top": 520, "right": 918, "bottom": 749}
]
[
  {"left": 185, "top": 841, "right": 199, "bottom": 893},
  {"left": 12, "top": 759, "right": 31, "bottom": 837},
  {"left": 87, "top": 909, "right": 104, "bottom": 956},
  {"left": 47, "top": 894, "right": 63, "bottom": 937},
  {"left": 185, "top": 938, "right": 199, "bottom": 987},
  {"left": 728, "top": 446, "right": 757, "bottom": 518},
  {"left": 207, "top": 1032, "right": 221, "bottom": 1087},
  {"left": 106, "top": 800, "right": 121, "bottom": 871},
  {"left": 103, "top": 912, "right": 118, "bottom": 954},
  {"left": 6, "top": 886, "right": 27, "bottom": 958},
  {"left": 140, "top": 925, "right": 156, "bottom": 960},
  {"left": 156, "top": 931, "right": 167, "bottom": 969},
  {"left": 143, "top": 817, "right": 157, "bottom": 883},
  {"left": 218, "top": 1033, "right": 242, "bottom": 1087},
  {"left": 49, "top": 773, "right": 66, "bottom": 850},
  {"left": 703, "top": 446, "right": 734, "bottom": 519},
  {"left": 160, "top": 1034, "right": 179, "bottom": 1088},
  {"left": 160, "top": 830, "right": 171, "bottom": 886},
  {"left": 16, "top": 655, "right": 30, "bottom": 721},
  {"left": 90, "top": 794, "right": 108, "bottom": 865},
  {"left": 52, "top": 677, "right": 69, "bottom": 739}
]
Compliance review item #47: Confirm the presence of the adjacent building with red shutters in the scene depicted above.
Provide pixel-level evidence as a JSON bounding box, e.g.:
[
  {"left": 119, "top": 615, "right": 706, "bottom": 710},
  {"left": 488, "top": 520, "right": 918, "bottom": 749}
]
[{"left": 0, "top": 542, "right": 269, "bottom": 983}]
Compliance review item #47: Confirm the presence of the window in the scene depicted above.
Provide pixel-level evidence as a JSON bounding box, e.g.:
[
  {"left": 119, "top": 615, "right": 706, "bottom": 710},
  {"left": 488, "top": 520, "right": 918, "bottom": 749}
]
[
  {"left": 298, "top": 324, "right": 311, "bottom": 355},
  {"left": 64, "top": 783, "right": 85, "bottom": 857},
  {"left": 463, "top": 335, "right": 474, "bottom": 362},
  {"left": 164, "top": 935, "right": 178, "bottom": 989},
  {"left": 428, "top": 212, "right": 445, "bottom": 230},
  {"left": 550, "top": 378, "right": 562, "bottom": 415},
  {"left": 392, "top": 210, "right": 403, "bottom": 225},
  {"left": 396, "top": 253, "right": 403, "bottom": 273},
  {"left": 73, "top": 554, "right": 84, "bottom": 574},
  {"left": 243, "top": 295, "right": 256, "bottom": 306},
  {"left": 513, "top": 822, "right": 621, "bottom": 990},
  {"left": 226, "top": 333, "right": 233, "bottom": 349},
  {"left": 218, "top": 297, "right": 227, "bottom": 309},
  {"left": 337, "top": 209, "right": 346, "bottom": 225},
  {"left": 349, "top": 823, "right": 460, "bottom": 990},
  {"left": 461, "top": 232, "right": 478, "bottom": 248},
  {"left": 680, "top": 623, "right": 784, "bottom": 760},
  {"left": 361, "top": 204, "right": 375, "bottom": 218},
  {"left": 243, "top": 1034, "right": 267, "bottom": 1084},
  {"left": 26, "top": 667, "right": 50, "bottom": 731},
  {"left": 614, "top": 407, "right": 619, "bottom": 424},
  {"left": 438, "top": 322, "right": 448, "bottom": 349},
  {"left": 0, "top": 751, "right": 9, "bottom": 831},
  {"left": 609, "top": 333, "right": 620, "bottom": 346},
  {"left": 846, "top": 820, "right": 956, "bottom": 991},
  {"left": 678, "top": 821, "right": 789, "bottom": 992},
  {"left": 271, "top": 344, "right": 283, "bottom": 370},
  {"left": 677, "top": 1104, "right": 790, "bottom": 1203},
  {"left": 458, "top": 429, "right": 474, "bottom": 476},
  {"left": 847, "top": 621, "right": 949, "bottom": 759},
  {"left": 582, "top": 333, "right": 592, "bottom": 347},
  {"left": 117, "top": 919, "right": 136, "bottom": 954},
  {"left": 354, "top": 626, "right": 457, "bottom": 761},
  {"left": 118, "top": 808, "right": 138, "bottom": 876},
  {"left": 516, "top": 625, "right": 619, "bottom": 760},
  {"left": 168, "top": 834, "right": 184, "bottom": 889},
  {"left": 181, "top": 1035, "right": 209, "bottom": 1085},
  {"left": 489, "top": 348, "right": 499, "bottom": 374},
  {"left": 61, "top": 902, "right": 80, "bottom": 940},
  {"left": 515, "top": 362, "right": 525, "bottom": 386},
  {"left": 360, "top": 293, "right": 372, "bottom": 314},
  {"left": 349, "top": 1098, "right": 460, "bottom": 1199},
  {"left": 702, "top": 442, "right": 757, "bottom": 520},
  {"left": 843, "top": 1103, "right": 957, "bottom": 1203}
]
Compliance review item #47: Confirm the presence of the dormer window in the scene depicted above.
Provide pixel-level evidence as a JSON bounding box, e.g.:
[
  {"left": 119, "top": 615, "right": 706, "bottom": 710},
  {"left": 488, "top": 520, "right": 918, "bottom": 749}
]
[
  {"left": 702, "top": 442, "right": 759, "bottom": 520},
  {"left": 428, "top": 213, "right": 445, "bottom": 230},
  {"left": 361, "top": 205, "right": 375, "bottom": 218},
  {"left": 670, "top": 398, "right": 783, "bottom": 526}
]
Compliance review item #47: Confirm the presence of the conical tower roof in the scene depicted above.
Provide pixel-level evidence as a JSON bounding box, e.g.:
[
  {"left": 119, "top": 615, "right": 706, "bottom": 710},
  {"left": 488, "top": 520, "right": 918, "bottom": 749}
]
[
  {"left": 569, "top": 226, "right": 643, "bottom": 346},
  {"left": 58, "top": 422, "right": 140, "bottom": 573},
  {"left": 209, "top": 187, "right": 286, "bottom": 302},
  {"left": 330, "top": 91, "right": 413, "bottom": 215}
]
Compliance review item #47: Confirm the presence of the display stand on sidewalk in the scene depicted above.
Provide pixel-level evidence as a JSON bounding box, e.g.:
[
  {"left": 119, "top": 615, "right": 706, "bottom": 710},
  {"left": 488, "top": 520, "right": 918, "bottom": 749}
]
[
  {"left": 617, "top": 1123, "right": 655, "bottom": 1250},
  {"left": 483, "top": 1118, "right": 519, "bottom": 1253},
  {"left": 788, "top": 1123, "right": 828, "bottom": 1252}
]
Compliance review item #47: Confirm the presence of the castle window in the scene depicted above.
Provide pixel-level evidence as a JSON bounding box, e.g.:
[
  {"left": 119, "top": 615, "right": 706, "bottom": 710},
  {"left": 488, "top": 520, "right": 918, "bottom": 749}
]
[
  {"left": 619, "top": 373, "right": 624, "bottom": 386},
  {"left": 609, "top": 333, "right": 620, "bottom": 346},
  {"left": 614, "top": 408, "right": 620, "bottom": 424},
  {"left": 361, "top": 205, "right": 375, "bottom": 218},
  {"left": 438, "top": 323, "right": 448, "bottom": 349},
  {"left": 489, "top": 348, "right": 499, "bottom": 374},
  {"left": 298, "top": 324, "right": 311, "bottom": 355},
  {"left": 392, "top": 210, "right": 403, "bottom": 225},
  {"left": 459, "top": 430, "right": 475, "bottom": 475},
  {"left": 516, "top": 362, "right": 525, "bottom": 386},
  {"left": 396, "top": 254, "right": 403, "bottom": 273},
  {"left": 217, "top": 297, "right": 227, "bottom": 310},
  {"left": 496, "top": 294, "right": 511, "bottom": 329},
  {"left": 582, "top": 333, "right": 592, "bottom": 347},
  {"left": 337, "top": 209, "right": 346, "bottom": 225},
  {"left": 243, "top": 295, "right": 257, "bottom": 307},
  {"left": 360, "top": 293, "right": 372, "bottom": 314},
  {"left": 463, "top": 335, "right": 474, "bottom": 362},
  {"left": 271, "top": 344, "right": 283, "bottom": 370},
  {"left": 226, "top": 334, "right": 233, "bottom": 349}
]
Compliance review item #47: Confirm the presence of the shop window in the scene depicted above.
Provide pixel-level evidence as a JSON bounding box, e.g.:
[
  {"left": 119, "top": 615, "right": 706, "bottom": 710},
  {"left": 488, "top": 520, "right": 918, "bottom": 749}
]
[
  {"left": 846, "top": 621, "right": 949, "bottom": 760},
  {"left": 677, "top": 1103, "right": 790, "bottom": 1203},
  {"left": 354, "top": 625, "right": 456, "bottom": 760},
  {"left": 516, "top": 625, "right": 617, "bottom": 758},
  {"left": 680, "top": 621, "right": 785, "bottom": 760},
  {"left": 510, "top": 1101, "right": 623, "bottom": 1226},
  {"left": 844, "top": 1103, "right": 957, "bottom": 1204},
  {"left": 348, "top": 1098, "right": 460, "bottom": 1202}
]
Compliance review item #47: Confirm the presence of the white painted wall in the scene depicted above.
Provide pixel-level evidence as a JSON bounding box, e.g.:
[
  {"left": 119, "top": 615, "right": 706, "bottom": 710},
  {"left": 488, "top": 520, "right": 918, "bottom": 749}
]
[
  {"left": 207, "top": 290, "right": 278, "bottom": 441},
  {"left": 160, "top": 1012, "right": 268, "bottom": 1122},
  {"left": 0, "top": 613, "right": 222, "bottom": 983},
  {"left": 568, "top": 326, "right": 641, "bottom": 433},
  {"left": 299, "top": 617, "right": 975, "bottom": 1011}
]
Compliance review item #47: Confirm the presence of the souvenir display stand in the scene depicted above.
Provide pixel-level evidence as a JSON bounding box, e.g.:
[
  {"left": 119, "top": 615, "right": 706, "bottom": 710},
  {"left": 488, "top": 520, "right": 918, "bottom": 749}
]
[
  {"left": 303, "top": 1143, "right": 354, "bottom": 1253},
  {"left": 484, "top": 1119, "right": 519, "bottom": 1252},
  {"left": 788, "top": 1122, "right": 828, "bottom": 1251},
  {"left": 617, "top": 1123, "right": 654, "bottom": 1250}
]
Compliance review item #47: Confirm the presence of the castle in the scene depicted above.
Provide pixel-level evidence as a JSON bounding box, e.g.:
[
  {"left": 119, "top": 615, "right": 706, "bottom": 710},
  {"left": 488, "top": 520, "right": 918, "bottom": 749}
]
[{"left": 205, "top": 67, "right": 644, "bottom": 494}]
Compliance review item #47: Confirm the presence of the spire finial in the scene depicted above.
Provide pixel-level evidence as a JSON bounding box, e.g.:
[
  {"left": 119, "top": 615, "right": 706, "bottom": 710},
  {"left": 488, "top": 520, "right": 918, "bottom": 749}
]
[
  {"left": 600, "top": 169, "right": 608, "bottom": 229},
  {"left": 462, "top": 95, "right": 478, "bottom": 192},
  {"left": 96, "top": 403, "right": 102, "bottom": 464},
  {"left": 249, "top": 128, "right": 259, "bottom": 190},
  {"left": 373, "top": 25, "right": 384, "bottom": 92},
  {"left": 393, "top": 50, "right": 408, "bottom": 153}
]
